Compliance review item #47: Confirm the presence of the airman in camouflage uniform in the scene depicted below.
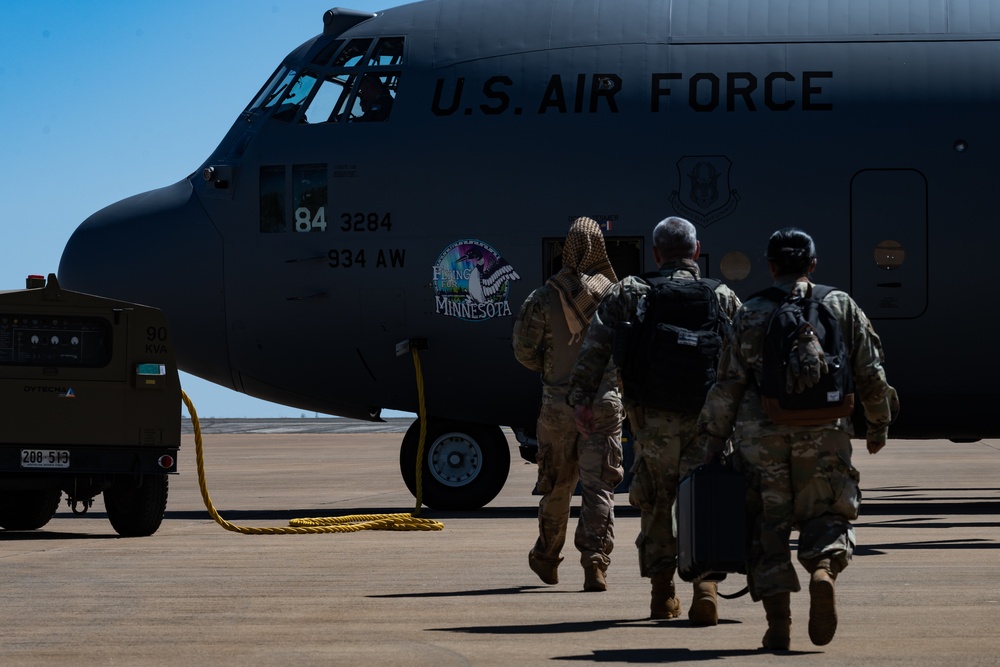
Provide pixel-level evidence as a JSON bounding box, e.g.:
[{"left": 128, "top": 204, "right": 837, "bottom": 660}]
[
  {"left": 568, "top": 217, "right": 740, "bottom": 624},
  {"left": 698, "top": 227, "right": 899, "bottom": 650},
  {"left": 513, "top": 217, "right": 624, "bottom": 592}
]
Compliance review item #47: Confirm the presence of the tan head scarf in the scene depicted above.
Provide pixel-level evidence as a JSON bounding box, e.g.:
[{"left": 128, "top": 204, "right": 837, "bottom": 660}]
[{"left": 546, "top": 217, "right": 618, "bottom": 343}]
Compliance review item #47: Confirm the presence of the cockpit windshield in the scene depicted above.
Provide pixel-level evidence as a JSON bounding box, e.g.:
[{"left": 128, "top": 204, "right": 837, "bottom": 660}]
[
  {"left": 250, "top": 36, "right": 404, "bottom": 124},
  {"left": 248, "top": 67, "right": 292, "bottom": 113}
]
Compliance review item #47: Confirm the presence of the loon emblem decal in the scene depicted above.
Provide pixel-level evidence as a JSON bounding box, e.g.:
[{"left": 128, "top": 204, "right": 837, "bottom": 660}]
[{"left": 432, "top": 239, "right": 520, "bottom": 322}]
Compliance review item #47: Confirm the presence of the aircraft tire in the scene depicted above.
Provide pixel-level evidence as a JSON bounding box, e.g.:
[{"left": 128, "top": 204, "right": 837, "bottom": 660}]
[
  {"left": 400, "top": 419, "right": 510, "bottom": 511},
  {"left": 104, "top": 474, "right": 169, "bottom": 537},
  {"left": 0, "top": 489, "right": 62, "bottom": 530}
]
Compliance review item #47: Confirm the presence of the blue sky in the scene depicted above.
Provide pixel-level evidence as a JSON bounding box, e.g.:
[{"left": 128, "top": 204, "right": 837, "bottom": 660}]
[{"left": 0, "top": 1, "right": 409, "bottom": 418}]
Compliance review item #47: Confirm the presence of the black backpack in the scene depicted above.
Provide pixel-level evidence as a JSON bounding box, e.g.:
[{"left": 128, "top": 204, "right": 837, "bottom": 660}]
[
  {"left": 755, "top": 284, "right": 855, "bottom": 426},
  {"left": 613, "top": 272, "right": 729, "bottom": 412}
]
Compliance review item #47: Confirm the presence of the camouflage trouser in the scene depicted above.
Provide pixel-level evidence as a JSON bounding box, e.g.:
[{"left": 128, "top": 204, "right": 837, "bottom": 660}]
[
  {"left": 627, "top": 408, "right": 705, "bottom": 578},
  {"left": 736, "top": 428, "right": 861, "bottom": 600},
  {"left": 532, "top": 394, "right": 624, "bottom": 569}
]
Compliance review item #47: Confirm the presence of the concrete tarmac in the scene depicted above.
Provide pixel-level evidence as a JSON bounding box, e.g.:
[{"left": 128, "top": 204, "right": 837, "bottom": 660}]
[{"left": 1, "top": 421, "right": 999, "bottom": 666}]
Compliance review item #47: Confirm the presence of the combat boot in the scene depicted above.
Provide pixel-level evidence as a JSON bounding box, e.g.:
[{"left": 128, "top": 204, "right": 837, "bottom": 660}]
[
  {"left": 649, "top": 572, "right": 681, "bottom": 619},
  {"left": 688, "top": 581, "right": 719, "bottom": 626},
  {"left": 760, "top": 592, "right": 792, "bottom": 650},
  {"left": 583, "top": 563, "right": 607, "bottom": 592},
  {"left": 528, "top": 550, "right": 559, "bottom": 585},
  {"left": 808, "top": 559, "right": 839, "bottom": 646}
]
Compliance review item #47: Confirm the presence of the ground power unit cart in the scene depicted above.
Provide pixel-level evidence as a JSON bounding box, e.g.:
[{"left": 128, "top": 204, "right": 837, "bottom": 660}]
[{"left": 0, "top": 274, "right": 180, "bottom": 536}]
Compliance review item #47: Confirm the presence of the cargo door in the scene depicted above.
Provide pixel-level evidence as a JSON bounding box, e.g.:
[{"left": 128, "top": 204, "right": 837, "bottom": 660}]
[{"left": 849, "top": 169, "right": 928, "bottom": 319}]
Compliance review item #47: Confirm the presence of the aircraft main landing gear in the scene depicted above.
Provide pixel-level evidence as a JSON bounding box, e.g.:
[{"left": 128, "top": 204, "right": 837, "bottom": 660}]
[{"left": 399, "top": 418, "right": 510, "bottom": 511}]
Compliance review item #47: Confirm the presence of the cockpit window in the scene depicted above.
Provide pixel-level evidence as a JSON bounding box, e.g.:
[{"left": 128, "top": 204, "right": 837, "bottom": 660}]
[
  {"left": 248, "top": 67, "right": 292, "bottom": 112},
  {"left": 301, "top": 74, "right": 355, "bottom": 124},
  {"left": 333, "top": 39, "right": 373, "bottom": 68},
  {"left": 352, "top": 73, "right": 397, "bottom": 122},
  {"left": 368, "top": 37, "right": 404, "bottom": 66},
  {"left": 270, "top": 73, "right": 318, "bottom": 122},
  {"left": 252, "top": 36, "right": 405, "bottom": 124},
  {"left": 300, "top": 71, "right": 400, "bottom": 124}
]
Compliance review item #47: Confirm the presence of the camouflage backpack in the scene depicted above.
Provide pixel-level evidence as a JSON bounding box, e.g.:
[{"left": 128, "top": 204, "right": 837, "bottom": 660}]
[{"left": 755, "top": 284, "right": 855, "bottom": 426}]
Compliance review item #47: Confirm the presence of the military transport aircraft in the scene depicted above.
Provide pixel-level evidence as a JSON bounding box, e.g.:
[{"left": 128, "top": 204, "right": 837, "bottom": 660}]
[{"left": 58, "top": 0, "right": 1000, "bottom": 509}]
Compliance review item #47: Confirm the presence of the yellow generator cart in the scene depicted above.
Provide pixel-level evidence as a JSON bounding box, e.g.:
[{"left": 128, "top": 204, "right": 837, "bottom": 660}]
[{"left": 0, "top": 274, "right": 180, "bottom": 536}]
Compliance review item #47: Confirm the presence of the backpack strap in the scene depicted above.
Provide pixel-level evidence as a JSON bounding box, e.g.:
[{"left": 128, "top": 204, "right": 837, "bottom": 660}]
[
  {"left": 749, "top": 286, "right": 789, "bottom": 303},
  {"left": 638, "top": 271, "right": 671, "bottom": 289},
  {"left": 752, "top": 284, "right": 842, "bottom": 303},
  {"left": 642, "top": 270, "right": 720, "bottom": 290},
  {"left": 810, "top": 284, "right": 836, "bottom": 301}
]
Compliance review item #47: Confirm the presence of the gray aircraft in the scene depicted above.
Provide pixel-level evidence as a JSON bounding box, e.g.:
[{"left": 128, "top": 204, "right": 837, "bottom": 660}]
[{"left": 58, "top": 0, "right": 1000, "bottom": 509}]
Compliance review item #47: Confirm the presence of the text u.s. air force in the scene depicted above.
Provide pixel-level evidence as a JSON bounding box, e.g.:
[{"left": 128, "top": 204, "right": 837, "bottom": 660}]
[{"left": 431, "top": 70, "right": 834, "bottom": 116}]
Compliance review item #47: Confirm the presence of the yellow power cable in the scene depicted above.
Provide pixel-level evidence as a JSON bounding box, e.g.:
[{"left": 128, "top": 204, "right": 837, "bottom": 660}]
[
  {"left": 182, "top": 346, "right": 442, "bottom": 534},
  {"left": 411, "top": 346, "right": 428, "bottom": 517}
]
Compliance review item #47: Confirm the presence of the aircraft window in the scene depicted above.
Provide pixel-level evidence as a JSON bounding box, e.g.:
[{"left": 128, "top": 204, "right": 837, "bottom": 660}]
[
  {"left": 253, "top": 68, "right": 296, "bottom": 112},
  {"left": 270, "top": 73, "right": 318, "bottom": 122},
  {"left": 350, "top": 73, "right": 398, "bottom": 122},
  {"left": 720, "top": 251, "right": 752, "bottom": 281},
  {"left": 302, "top": 78, "right": 343, "bottom": 124},
  {"left": 307, "top": 73, "right": 398, "bottom": 124},
  {"left": 332, "top": 38, "right": 373, "bottom": 68},
  {"left": 311, "top": 39, "right": 344, "bottom": 66},
  {"left": 874, "top": 240, "right": 905, "bottom": 270},
  {"left": 302, "top": 73, "right": 355, "bottom": 124},
  {"left": 368, "top": 37, "right": 404, "bottom": 67},
  {"left": 292, "top": 165, "right": 328, "bottom": 233},
  {"left": 259, "top": 166, "right": 286, "bottom": 233}
]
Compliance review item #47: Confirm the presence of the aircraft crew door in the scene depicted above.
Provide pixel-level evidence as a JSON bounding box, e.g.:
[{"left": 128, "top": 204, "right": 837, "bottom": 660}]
[{"left": 849, "top": 169, "right": 928, "bottom": 319}]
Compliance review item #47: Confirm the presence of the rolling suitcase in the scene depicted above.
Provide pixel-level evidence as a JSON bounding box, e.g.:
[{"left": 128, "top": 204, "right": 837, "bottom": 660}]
[{"left": 676, "top": 463, "right": 747, "bottom": 582}]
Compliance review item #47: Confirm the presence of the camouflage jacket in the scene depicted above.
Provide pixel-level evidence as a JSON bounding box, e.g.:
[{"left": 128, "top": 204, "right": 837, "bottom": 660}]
[
  {"left": 697, "top": 278, "right": 898, "bottom": 442},
  {"left": 512, "top": 283, "right": 618, "bottom": 401},
  {"left": 566, "top": 259, "right": 741, "bottom": 408}
]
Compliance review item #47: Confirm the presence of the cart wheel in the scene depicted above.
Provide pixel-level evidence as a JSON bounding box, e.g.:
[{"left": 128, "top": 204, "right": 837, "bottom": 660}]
[{"left": 104, "top": 474, "right": 169, "bottom": 537}]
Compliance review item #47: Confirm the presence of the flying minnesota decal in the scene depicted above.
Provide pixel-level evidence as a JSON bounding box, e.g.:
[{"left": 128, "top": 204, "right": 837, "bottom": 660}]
[{"left": 432, "top": 239, "right": 520, "bottom": 322}]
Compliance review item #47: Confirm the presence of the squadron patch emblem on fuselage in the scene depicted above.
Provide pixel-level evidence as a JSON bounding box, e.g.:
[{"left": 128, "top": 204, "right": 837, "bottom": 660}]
[
  {"left": 669, "top": 155, "right": 740, "bottom": 227},
  {"left": 432, "top": 239, "right": 521, "bottom": 321}
]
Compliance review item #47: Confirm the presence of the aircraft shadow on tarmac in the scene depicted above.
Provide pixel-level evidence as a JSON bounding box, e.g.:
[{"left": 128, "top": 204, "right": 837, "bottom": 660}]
[
  {"left": 853, "top": 489, "right": 1000, "bottom": 553},
  {"left": 34, "top": 491, "right": 1000, "bottom": 525},
  {"left": 863, "top": 490, "right": 1000, "bottom": 516},
  {"left": 0, "top": 530, "right": 119, "bottom": 541},
  {"left": 862, "top": 501, "right": 1000, "bottom": 515},
  {"left": 8, "top": 488, "right": 998, "bottom": 543},
  {"left": 150, "top": 483, "right": 996, "bottom": 524},
  {"left": 158, "top": 506, "right": 544, "bottom": 521}
]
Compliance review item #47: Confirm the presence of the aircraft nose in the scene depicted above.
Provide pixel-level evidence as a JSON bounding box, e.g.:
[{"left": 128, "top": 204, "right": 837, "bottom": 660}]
[{"left": 58, "top": 179, "right": 231, "bottom": 387}]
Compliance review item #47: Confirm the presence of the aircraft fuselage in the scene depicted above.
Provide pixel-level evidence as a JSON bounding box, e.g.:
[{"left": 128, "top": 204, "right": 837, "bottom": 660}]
[{"left": 58, "top": 0, "right": 1000, "bottom": 505}]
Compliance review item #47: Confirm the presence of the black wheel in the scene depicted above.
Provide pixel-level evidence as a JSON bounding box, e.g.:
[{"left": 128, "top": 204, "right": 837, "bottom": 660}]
[
  {"left": 0, "top": 489, "right": 61, "bottom": 530},
  {"left": 399, "top": 419, "right": 510, "bottom": 511},
  {"left": 104, "top": 474, "right": 168, "bottom": 537}
]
